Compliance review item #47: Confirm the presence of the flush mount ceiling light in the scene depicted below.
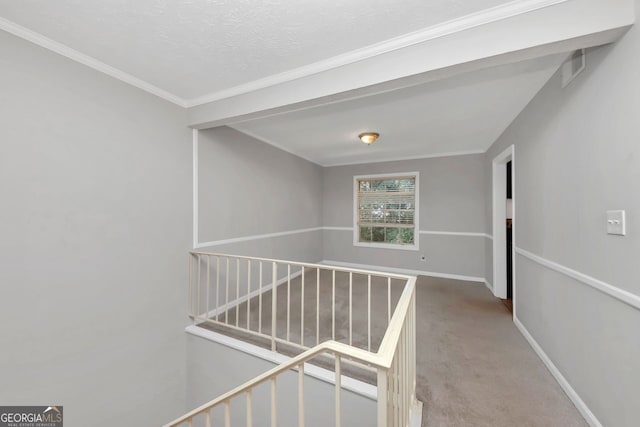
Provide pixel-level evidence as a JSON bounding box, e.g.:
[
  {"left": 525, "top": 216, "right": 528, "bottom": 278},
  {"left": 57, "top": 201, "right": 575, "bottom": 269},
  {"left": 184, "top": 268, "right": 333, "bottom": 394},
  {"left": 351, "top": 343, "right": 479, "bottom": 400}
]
[{"left": 358, "top": 132, "right": 379, "bottom": 145}]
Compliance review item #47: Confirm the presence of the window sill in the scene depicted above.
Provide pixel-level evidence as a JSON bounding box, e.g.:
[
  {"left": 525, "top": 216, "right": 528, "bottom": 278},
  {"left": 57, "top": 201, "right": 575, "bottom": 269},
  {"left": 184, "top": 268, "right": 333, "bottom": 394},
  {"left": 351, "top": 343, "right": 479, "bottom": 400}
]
[{"left": 353, "top": 241, "right": 419, "bottom": 251}]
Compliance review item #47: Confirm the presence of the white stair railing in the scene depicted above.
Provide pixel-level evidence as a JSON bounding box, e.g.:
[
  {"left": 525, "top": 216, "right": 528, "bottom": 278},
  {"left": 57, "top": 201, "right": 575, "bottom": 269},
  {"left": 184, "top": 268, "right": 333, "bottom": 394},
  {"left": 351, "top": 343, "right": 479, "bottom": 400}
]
[
  {"left": 188, "top": 251, "right": 410, "bottom": 354},
  {"left": 170, "top": 252, "right": 418, "bottom": 427}
]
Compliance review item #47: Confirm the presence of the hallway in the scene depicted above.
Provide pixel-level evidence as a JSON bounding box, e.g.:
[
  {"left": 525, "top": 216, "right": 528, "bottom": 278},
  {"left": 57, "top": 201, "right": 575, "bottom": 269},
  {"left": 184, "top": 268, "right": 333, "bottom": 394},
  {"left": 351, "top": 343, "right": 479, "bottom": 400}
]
[{"left": 415, "top": 276, "right": 585, "bottom": 427}]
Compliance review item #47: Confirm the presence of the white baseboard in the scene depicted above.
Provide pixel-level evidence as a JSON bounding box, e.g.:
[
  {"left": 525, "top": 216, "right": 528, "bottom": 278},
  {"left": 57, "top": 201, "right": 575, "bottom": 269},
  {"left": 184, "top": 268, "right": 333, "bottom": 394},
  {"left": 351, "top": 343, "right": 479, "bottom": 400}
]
[
  {"left": 319, "top": 259, "right": 486, "bottom": 283},
  {"left": 185, "top": 325, "right": 378, "bottom": 400},
  {"left": 513, "top": 316, "right": 602, "bottom": 427}
]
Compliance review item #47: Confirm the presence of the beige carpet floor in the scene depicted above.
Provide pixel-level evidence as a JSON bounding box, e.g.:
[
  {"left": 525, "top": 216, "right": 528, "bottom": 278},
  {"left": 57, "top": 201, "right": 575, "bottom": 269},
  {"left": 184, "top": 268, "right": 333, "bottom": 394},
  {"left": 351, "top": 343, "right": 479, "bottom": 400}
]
[
  {"left": 414, "top": 276, "right": 586, "bottom": 427},
  {"left": 200, "top": 271, "right": 587, "bottom": 427}
]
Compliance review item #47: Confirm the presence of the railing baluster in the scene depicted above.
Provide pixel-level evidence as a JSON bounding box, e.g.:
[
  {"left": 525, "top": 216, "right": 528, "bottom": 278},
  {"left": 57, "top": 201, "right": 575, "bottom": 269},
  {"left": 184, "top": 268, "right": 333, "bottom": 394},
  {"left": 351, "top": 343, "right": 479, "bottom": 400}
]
[
  {"left": 388, "top": 361, "right": 393, "bottom": 426},
  {"left": 368, "top": 274, "right": 371, "bottom": 352},
  {"left": 406, "top": 324, "right": 410, "bottom": 424},
  {"left": 271, "top": 262, "right": 278, "bottom": 351},
  {"left": 247, "top": 260, "right": 251, "bottom": 329},
  {"left": 287, "top": 264, "right": 291, "bottom": 342},
  {"left": 377, "top": 368, "right": 388, "bottom": 427},
  {"left": 271, "top": 377, "right": 277, "bottom": 427},
  {"left": 246, "top": 390, "right": 252, "bottom": 427},
  {"left": 394, "top": 361, "right": 399, "bottom": 426},
  {"left": 332, "top": 270, "right": 336, "bottom": 340},
  {"left": 335, "top": 354, "right": 342, "bottom": 427},
  {"left": 412, "top": 291, "right": 417, "bottom": 402},
  {"left": 398, "top": 328, "right": 407, "bottom": 426},
  {"left": 387, "top": 276, "right": 391, "bottom": 323},
  {"left": 188, "top": 254, "right": 193, "bottom": 318},
  {"left": 196, "top": 254, "right": 201, "bottom": 319},
  {"left": 391, "top": 354, "right": 396, "bottom": 426},
  {"left": 402, "top": 324, "right": 411, "bottom": 423},
  {"left": 259, "top": 261, "right": 263, "bottom": 334},
  {"left": 399, "top": 349, "right": 403, "bottom": 426},
  {"left": 408, "top": 297, "right": 413, "bottom": 406},
  {"left": 395, "top": 350, "right": 400, "bottom": 427},
  {"left": 215, "top": 257, "right": 220, "bottom": 321},
  {"left": 206, "top": 256, "right": 211, "bottom": 320},
  {"left": 205, "top": 408, "right": 211, "bottom": 427},
  {"left": 399, "top": 336, "right": 403, "bottom": 427},
  {"left": 349, "top": 272, "right": 353, "bottom": 346},
  {"left": 301, "top": 267, "right": 305, "bottom": 347},
  {"left": 316, "top": 268, "right": 320, "bottom": 345},
  {"left": 188, "top": 419, "right": 192, "bottom": 427},
  {"left": 407, "top": 303, "right": 412, "bottom": 410},
  {"left": 224, "top": 401, "right": 231, "bottom": 427},
  {"left": 225, "top": 257, "right": 230, "bottom": 324},
  {"left": 236, "top": 258, "right": 240, "bottom": 327},
  {"left": 298, "top": 364, "right": 305, "bottom": 427}
]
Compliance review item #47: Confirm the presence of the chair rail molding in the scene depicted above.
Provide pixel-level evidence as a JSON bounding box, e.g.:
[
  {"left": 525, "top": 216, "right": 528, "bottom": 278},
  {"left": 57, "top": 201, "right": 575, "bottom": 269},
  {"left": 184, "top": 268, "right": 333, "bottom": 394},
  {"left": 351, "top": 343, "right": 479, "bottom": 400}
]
[{"left": 516, "top": 247, "right": 640, "bottom": 311}]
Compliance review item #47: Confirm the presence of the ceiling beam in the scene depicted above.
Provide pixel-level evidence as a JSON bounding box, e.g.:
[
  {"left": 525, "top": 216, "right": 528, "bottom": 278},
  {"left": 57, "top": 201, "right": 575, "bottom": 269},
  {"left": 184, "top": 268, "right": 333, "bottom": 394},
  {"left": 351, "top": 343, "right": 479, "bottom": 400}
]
[{"left": 187, "top": 0, "right": 634, "bottom": 129}]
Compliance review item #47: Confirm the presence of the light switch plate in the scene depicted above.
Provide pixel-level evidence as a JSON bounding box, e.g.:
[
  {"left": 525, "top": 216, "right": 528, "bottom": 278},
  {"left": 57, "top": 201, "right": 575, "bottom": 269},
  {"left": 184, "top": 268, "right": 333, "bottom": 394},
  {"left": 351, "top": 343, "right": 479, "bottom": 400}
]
[{"left": 606, "top": 210, "right": 626, "bottom": 235}]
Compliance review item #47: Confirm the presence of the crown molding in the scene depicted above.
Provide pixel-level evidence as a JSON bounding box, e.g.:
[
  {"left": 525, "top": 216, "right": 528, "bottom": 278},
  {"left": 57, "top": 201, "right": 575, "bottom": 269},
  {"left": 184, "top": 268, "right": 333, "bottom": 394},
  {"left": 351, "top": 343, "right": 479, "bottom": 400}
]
[
  {"left": 1, "top": 0, "right": 570, "bottom": 110},
  {"left": 184, "top": 0, "right": 569, "bottom": 108},
  {"left": 228, "top": 126, "right": 320, "bottom": 166},
  {"left": 323, "top": 150, "right": 486, "bottom": 167},
  {"left": 230, "top": 125, "right": 487, "bottom": 166},
  {"left": 0, "top": 0, "right": 573, "bottom": 110},
  {"left": 0, "top": 16, "right": 187, "bottom": 107}
]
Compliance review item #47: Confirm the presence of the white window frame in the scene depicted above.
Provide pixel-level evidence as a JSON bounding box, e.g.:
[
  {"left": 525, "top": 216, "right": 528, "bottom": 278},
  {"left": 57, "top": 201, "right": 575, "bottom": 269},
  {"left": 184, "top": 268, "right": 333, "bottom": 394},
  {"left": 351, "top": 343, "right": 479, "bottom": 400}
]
[{"left": 353, "top": 172, "right": 420, "bottom": 251}]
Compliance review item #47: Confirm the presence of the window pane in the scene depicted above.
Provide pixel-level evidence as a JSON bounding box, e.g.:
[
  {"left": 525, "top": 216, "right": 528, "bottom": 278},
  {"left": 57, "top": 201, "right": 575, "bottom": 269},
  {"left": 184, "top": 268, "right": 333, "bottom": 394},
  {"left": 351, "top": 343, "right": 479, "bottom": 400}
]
[
  {"left": 386, "top": 210, "right": 398, "bottom": 223},
  {"left": 359, "top": 180, "right": 371, "bottom": 192},
  {"left": 399, "top": 178, "right": 415, "bottom": 191},
  {"left": 397, "top": 210, "right": 415, "bottom": 224},
  {"left": 385, "top": 227, "right": 399, "bottom": 243},
  {"left": 385, "top": 180, "right": 400, "bottom": 191},
  {"left": 371, "top": 227, "right": 385, "bottom": 242},
  {"left": 359, "top": 227, "right": 372, "bottom": 242},
  {"left": 372, "top": 180, "right": 386, "bottom": 191},
  {"left": 359, "top": 209, "right": 374, "bottom": 223},
  {"left": 399, "top": 228, "right": 414, "bottom": 244}
]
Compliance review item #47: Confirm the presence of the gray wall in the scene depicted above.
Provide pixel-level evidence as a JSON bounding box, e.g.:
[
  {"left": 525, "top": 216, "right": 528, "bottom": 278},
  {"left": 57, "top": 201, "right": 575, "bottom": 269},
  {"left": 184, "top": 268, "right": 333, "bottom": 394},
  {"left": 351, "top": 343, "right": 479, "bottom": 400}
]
[
  {"left": 198, "top": 127, "right": 324, "bottom": 263},
  {"left": 322, "top": 155, "right": 487, "bottom": 279},
  {"left": 186, "top": 332, "right": 376, "bottom": 427},
  {"left": 484, "top": 17, "right": 640, "bottom": 427},
  {"left": 0, "top": 31, "right": 191, "bottom": 426}
]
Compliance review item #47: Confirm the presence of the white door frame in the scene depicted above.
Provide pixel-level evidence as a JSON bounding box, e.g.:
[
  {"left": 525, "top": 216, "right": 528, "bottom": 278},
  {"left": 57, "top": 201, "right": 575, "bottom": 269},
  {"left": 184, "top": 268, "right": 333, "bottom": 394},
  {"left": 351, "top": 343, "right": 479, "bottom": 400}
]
[{"left": 492, "top": 145, "right": 515, "bottom": 304}]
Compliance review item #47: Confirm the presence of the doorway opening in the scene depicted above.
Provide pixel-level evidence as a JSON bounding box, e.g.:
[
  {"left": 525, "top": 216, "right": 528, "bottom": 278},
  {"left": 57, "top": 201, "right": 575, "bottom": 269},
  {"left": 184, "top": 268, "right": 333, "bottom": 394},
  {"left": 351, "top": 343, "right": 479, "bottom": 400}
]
[
  {"left": 505, "top": 161, "right": 513, "bottom": 313},
  {"left": 492, "top": 145, "right": 515, "bottom": 316}
]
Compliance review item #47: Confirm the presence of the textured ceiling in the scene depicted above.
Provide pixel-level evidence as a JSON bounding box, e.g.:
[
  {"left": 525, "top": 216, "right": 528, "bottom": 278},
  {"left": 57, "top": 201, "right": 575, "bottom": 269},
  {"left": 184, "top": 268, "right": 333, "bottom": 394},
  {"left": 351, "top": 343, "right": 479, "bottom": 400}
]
[
  {"left": 0, "top": 0, "right": 513, "bottom": 100},
  {"left": 231, "top": 54, "right": 565, "bottom": 166}
]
